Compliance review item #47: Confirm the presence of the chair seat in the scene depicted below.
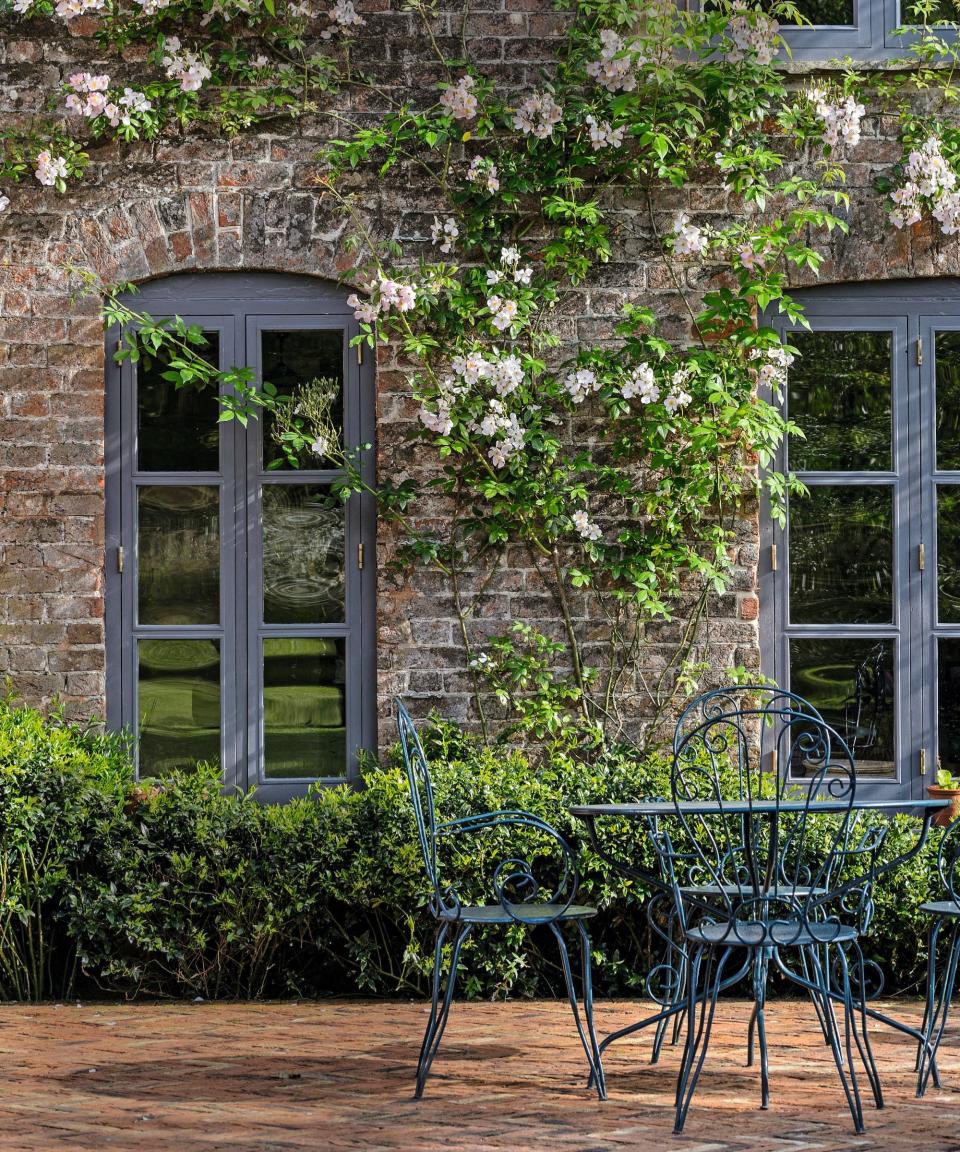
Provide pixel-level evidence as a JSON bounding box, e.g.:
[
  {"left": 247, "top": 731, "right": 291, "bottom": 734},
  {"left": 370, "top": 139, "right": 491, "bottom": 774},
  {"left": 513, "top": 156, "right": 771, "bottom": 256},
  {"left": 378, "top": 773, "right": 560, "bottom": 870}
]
[
  {"left": 921, "top": 900, "right": 960, "bottom": 917},
  {"left": 439, "top": 903, "right": 597, "bottom": 924},
  {"left": 685, "top": 919, "right": 858, "bottom": 948},
  {"left": 681, "top": 883, "right": 825, "bottom": 898}
]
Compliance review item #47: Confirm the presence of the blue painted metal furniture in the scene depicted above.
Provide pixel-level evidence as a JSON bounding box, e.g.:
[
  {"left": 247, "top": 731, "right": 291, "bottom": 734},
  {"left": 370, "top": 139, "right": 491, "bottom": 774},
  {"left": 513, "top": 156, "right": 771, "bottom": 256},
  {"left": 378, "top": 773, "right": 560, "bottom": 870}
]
[
  {"left": 395, "top": 699, "right": 605, "bottom": 1099},
  {"left": 916, "top": 819, "right": 960, "bottom": 1096}
]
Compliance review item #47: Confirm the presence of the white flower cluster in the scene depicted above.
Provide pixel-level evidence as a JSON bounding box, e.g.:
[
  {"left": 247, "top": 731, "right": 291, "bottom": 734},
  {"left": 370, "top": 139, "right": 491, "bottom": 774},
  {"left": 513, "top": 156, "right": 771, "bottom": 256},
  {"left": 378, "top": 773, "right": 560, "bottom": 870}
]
[
  {"left": 808, "top": 86, "right": 866, "bottom": 149},
  {"left": 477, "top": 401, "right": 526, "bottom": 469},
  {"left": 485, "top": 245, "right": 532, "bottom": 288},
  {"left": 347, "top": 276, "right": 417, "bottom": 324},
  {"left": 65, "top": 72, "right": 110, "bottom": 118},
  {"left": 736, "top": 241, "right": 773, "bottom": 271},
  {"left": 132, "top": 0, "right": 171, "bottom": 14},
  {"left": 572, "top": 509, "right": 602, "bottom": 542},
  {"left": 466, "top": 156, "right": 499, "bottom": 193},
  {"left": 671, "top": 211, "right": 706, "bottom": 257},
  {"left": 585, "top": 115, "right": 624, "bottom": 151},
  {"left": 749, "top": 345, "right": 794, "bottom": 391},
  {"left": 726, "top": 1, "right": 779, "bottom": 65},
  {"left": 0, "top": 193, "right": 10, "bottom": 214},
  {"left": 454, "top": 350, "right": 525, "bottom": 396},
  {"left": 512, "top": 91, "right": 563, "bottom": 140},
  {"left": 51, "top": 0, "right": 103, "bottom": 19},
  {"left": 621, "top": 362, "right": 658, "bottom": 403},
  {"left": 440, "top": 75, "right": 478, "bottom": 121},
  {"left": 35, "top": 151, "right": 68, "bottom": 187},
  {"left": 890, "top": 136, "right": 960, "bottom": 234},
  {"left": 486, "top": 295, "right": 518, "bottom": 332},
  {"left": 320, "top": 0, "right": 365, "bottom": 38},
  {"left": 430, "top": 216, "right": 459, "bottom": 254},
  {"left": 664, "top": 379, "right": 693, "bottom": 414},
  {"left": 563, "top": 367, "right": 601, "bottom": 404},
  {"left": 162, "top": 37, "right": 212, "bottom": 93},
  {"left": 585, "top": 29, "right": 640, "bottom": 93}
]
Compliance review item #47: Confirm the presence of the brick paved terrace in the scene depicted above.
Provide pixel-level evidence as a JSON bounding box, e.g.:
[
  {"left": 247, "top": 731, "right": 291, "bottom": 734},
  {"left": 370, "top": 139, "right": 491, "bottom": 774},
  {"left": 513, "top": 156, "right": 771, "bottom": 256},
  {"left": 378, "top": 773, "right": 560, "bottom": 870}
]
[{"left": 3, "top": 999, "right": 960, "bottom": 1152}]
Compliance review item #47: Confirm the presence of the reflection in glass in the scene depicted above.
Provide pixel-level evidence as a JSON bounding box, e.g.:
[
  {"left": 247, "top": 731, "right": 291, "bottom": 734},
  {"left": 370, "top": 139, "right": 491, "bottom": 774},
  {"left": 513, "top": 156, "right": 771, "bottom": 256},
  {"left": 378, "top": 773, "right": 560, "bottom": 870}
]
[
  {"left": 936, "top": 332, "right": 960, "bottom": 470},
  {"left": 787, "top": 330, "right": 891, "bottom": 471},
  {"left": 138, "top": 486, "right": 220, "bottom": 625},
  {"left": 263, "top": 637, "right": 346, "bottom": 779},
  {"left": 262, "top": 486, "right": 344, "bottom": 624},
  {"left": 790, "top": 638, "right": 895, "bottom": 778},
  {"left": 261, "top": 329, "right": 344, "bottom": 470},
  {"left": 938, "top": 487, "right": 960, "bottom": 622},
  {"left": 791, "top": 0, "right": 854, "bottom": 21},
  {"left": 138, "top": 639, "right": 220, "bottom": 777},
  {"left": 904, "top": 0, "right": 960, "bottom": 24},
  {"left": 939, "top": 640, "right": 960, "bottom": 776},
  {"left": 137, "top": 331, "right": 220, "bottom": 472},
  {"left": 789, "top": 485, "right": 893, "bottom": 624}
]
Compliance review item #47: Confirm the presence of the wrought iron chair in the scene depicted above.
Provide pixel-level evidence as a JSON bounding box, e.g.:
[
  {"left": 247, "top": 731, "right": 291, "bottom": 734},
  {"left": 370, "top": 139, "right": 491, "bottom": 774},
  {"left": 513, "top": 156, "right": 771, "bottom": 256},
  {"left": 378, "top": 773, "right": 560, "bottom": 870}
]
[
  {"left": 660, "top": 689, "right": 881, "bottom": 1134},
  {"left": 395, "top": 700, "right": 605, "bottom": 1099},
  {"left": 916, "top": 818, "right": 960, "bottom": 1096}
]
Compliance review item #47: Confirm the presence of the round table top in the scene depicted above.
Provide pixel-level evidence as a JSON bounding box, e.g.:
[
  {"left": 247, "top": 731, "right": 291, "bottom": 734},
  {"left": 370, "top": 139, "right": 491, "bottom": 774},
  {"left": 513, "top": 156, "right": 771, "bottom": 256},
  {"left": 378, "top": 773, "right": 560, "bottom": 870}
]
[{"left": 569, "top": 797, "right": 950, "bottom": 818}]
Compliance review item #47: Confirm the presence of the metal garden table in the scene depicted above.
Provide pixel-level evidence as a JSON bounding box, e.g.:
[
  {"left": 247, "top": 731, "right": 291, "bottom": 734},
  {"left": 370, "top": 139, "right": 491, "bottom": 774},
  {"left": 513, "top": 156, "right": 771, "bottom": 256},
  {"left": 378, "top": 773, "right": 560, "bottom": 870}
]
[{"left": 570, "top": 797, "right": 950, "bottom": 1079}]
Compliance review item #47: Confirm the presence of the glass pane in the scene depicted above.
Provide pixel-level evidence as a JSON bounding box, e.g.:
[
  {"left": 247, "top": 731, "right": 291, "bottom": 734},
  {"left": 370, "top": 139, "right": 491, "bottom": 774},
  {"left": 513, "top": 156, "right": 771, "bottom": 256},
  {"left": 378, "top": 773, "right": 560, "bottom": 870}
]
[
  {"left": 938, "top": 487, "right": 960, "bottom": 622},
  {"left": 939, "top": 640, "right": 960, "bottom": 776},
  {"left": 788, "top": 331, "right": 892, "bottom": 472},
  {"left": 902, "top": 0, "right": 960, "bottom": 23},
  {"left": 789, "top": 638, "right": 895, "bottom": 779},
  {"left": 138, "top": 639, "right": 221, "bottom": 777},
  {"left": 790, "top": 0, "right": 854, "bottom": 21},
  {"left": 137, "top": 331, "right": 220, "bottom": 472},
  {"left": 789, "top": 486, "right": 893, "bottom": 624},
  {"left": 263, "top": 486, "right": 344, "bottom": 624},
  {"left": 138, "top": 486, "right": 220, "bottom": 625},
  {"left": 935, "top": 332, "right": 960, "bottom": 470},
  {"left": 261, "top": 329, "right": 344, "bottom": 470},
  {"left": 263, "top": 637, "right": 346, "bottom": 779}
]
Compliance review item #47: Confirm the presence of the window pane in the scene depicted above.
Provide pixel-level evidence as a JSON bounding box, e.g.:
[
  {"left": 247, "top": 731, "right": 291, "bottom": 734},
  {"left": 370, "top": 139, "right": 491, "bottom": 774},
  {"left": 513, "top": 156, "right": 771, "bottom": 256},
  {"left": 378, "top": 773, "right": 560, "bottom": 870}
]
[
  {"left": 789, "top": 485, "right": 893, "bottom": 624},
  {"left": 262, "top": 486, "right": 344, "bottom": 624},
  {"left": 788, "top": 331, "right": 892, "bottom": 472},
  {"left": 261, "top": 329, "right": 344, "bottom": 470},
  {"left": 138, "top": 486, "right": 220, "bottom": 625},
  {"left": 137, "top": 332, "right": 220, "bottom": 472},
  {"left": 138, "top": 639, "right": 221, "bottom": 777},
  {"left": 901, "top": 0, "right": 960, "bottom": 23},
  {"left": 789, "top": 638, "right": 895, "bottom": 779},
  {"left": 790, "top": 0, "right": 854, "bottom": 22},
  {"left": 935, "top": 331, "right": 960, "bottom": 470},
  {"left": 938, "top": 487, "right": 960, "bottom": 622},
  {"left": 263, "top": 637, "right": 346, "bottom": 779},
  {"left": 939, "top": 639, "right": 960, "bottom": 776}
]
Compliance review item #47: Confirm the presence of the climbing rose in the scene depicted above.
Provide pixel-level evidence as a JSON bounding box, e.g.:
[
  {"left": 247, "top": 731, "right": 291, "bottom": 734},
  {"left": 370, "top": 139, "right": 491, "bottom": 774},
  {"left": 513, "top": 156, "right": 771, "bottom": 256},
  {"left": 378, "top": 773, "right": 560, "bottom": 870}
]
[
  {"left": 430, "top": 216, "right": 459, "bottom": 254},
  {"left": 34, "top": 151, "right": 68, "bottom": 187},
  {"left": 440, "top": 75, "right": 478, "bottom": 121},
  {"left": 512, "top": 91, "right": 563, "bottom": 140},
  {"left": 585, "top": 29, "right": 640, "bottom": 93},
  {"left": 572, "top": 509, "right": 602, "bottom": 542},
  {"left": 671, "top": 212, "right": 705, "bottom": 257}
]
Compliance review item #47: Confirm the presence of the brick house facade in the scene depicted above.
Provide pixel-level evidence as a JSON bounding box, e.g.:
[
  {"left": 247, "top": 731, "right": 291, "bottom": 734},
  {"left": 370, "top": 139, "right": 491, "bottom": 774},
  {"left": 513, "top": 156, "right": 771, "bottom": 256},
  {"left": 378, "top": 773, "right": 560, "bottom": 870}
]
[{"left": 2, "top": 0, "right": 958, "bottom": 798}]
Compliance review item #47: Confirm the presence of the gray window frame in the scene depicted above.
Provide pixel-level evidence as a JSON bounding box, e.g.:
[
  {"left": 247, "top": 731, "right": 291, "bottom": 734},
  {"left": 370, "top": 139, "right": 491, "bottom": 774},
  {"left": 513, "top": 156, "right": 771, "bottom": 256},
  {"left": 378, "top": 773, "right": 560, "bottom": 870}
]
[
  {"left": 105, "top": 272, "right": 376, "bottom": 799},
  {"left": 763, "top": 279, "right": 960, "bottom": 800}
]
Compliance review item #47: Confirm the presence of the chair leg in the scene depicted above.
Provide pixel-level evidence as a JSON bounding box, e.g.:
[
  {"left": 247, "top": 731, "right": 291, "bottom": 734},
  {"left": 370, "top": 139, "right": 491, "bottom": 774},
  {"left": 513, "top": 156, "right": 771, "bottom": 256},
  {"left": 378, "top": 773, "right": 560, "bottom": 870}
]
[
  {"left": 552, "top": 921, "right": 606, "bottom": 1100},
  {"left": 834, "top": 946, "right": 866, "bottom": 1134},
  {"left": 751, "top": 947, "right": 771, "bottom": 1109},
  {"left": 415, "top": 922, "right": 472, "bottom": 1098},
  {"left": 807, "top": 945, "right": 863, "bottom": 1134},
  {"left": 916, "top": 917, "right": 942, "bottom": 1078},
  {"left": 674, "top": 946, "right": 731, "bottom": 1134},
  {"left": 919, "top": 918, "right": 960, "bottom": 1097},
  {"left": 850, "top": 941, "right": 883, "bottom": 1110}
]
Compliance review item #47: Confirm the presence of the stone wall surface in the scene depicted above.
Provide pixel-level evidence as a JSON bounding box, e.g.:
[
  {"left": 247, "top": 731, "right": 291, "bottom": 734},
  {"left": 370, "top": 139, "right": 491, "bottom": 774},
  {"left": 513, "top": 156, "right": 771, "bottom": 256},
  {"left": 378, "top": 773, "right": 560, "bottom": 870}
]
[{"left": 1, "top": 1, "right": 959, "bottom": 754}]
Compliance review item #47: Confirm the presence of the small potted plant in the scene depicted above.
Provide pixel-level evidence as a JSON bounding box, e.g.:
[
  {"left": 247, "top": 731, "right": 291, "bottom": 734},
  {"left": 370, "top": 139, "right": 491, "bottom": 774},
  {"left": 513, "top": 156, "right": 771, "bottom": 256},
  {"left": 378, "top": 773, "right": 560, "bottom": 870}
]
[{"left": 929, "top": 762, "right": 960, "bottom": 827}]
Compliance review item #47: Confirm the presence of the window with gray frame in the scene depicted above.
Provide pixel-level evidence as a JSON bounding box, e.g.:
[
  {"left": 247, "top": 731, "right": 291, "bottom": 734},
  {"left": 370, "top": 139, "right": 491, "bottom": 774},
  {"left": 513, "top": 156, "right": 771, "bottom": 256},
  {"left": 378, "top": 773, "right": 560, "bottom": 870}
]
[
  {"left": 762, "top": 280, "right": 960, "bottom": 799},
  {"left": 694, "top": 0, "right": 955, "bottom": 60},
  {"left": 105, "top": 273, "right": 376, "bottom": 800}
]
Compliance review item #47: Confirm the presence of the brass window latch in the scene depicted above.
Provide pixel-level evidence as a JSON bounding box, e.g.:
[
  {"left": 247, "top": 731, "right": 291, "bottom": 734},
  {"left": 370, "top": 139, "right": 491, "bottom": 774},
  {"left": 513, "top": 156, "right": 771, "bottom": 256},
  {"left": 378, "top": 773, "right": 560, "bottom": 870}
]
[
  {"left": 919, "top": 748, "right": 928, "bottom": 776},
  {"left": 917, "top": 336, "right": 924, "bottom": 367},
  {"left": 919, "top": 542, "right": 926, "bottom": 572},
  {"left": 117, "top": 545, "right": 124, "bottom": 574}
]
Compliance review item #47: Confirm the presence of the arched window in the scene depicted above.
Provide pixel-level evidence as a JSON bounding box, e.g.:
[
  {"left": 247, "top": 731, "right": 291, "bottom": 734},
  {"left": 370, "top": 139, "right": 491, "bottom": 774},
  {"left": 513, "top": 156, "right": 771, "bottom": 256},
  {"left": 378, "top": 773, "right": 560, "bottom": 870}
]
[
  {"left": 105, "top": 273, "right": 376, "bottom": 799},
  {"left": 763, "top": 279, "right": 960, "bottom": 798}
]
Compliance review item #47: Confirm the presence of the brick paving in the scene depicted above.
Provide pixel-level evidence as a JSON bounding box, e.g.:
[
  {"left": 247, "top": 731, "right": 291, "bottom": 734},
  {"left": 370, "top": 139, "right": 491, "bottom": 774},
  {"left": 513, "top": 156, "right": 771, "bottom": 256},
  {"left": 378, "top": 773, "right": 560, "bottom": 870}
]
[{"left": 2, "top": 999, "right": 960, "bottom": 1152}]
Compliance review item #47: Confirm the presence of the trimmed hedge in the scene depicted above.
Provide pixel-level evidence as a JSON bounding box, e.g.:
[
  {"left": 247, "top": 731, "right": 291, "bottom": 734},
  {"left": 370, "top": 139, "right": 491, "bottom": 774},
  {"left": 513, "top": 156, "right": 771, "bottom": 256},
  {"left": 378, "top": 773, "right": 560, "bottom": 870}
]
[{"left": 0, "top": 695, "right": 946, "bottom": 1001}]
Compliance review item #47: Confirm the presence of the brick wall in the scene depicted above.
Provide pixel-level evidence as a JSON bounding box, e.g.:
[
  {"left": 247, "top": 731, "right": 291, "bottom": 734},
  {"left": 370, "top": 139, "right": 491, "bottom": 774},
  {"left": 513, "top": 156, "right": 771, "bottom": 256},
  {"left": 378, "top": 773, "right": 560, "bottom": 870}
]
[{"left": 2, "top": 3, "right": 958, "bottom": 754}]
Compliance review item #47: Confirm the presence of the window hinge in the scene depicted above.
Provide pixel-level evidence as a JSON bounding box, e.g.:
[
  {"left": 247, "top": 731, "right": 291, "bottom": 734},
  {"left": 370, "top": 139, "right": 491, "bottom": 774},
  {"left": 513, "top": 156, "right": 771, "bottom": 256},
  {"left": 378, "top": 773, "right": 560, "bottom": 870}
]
[
  {"left": 356, "top": 341, "right": 363, "bottom": 366},
  {"left": 917, "top": 337, "right": 924, "bottom": 367},
  {"left": 117, "top": 545, "right": 124, "bottom": 574},
  {"left": 115, "top": 338, "right": 122, "bottom": 355},
  {"left": 357, "top": 542, "right": 364, "bottom": 570},
  {"left": 770, "top": 543, "right": 778, "bottom": 572},
  {"left": 919, "top": 542, "right": 926, "bottom": 572},
  {"left": 919, "top": 748, "right": 928, "bottom": 777}
]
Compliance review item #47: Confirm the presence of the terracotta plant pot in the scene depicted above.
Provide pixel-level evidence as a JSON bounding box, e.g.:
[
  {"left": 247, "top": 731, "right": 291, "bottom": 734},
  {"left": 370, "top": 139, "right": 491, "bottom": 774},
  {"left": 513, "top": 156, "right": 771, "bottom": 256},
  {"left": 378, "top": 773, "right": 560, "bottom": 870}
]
[{"left": 927, "top": 785, "right": 960, "bottom": 828}]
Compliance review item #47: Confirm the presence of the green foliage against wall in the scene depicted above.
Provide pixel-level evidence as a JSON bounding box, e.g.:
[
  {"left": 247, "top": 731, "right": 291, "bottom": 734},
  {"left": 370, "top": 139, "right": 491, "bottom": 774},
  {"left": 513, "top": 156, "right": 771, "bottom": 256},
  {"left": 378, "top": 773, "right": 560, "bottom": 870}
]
[{"left": 0, "top": 694, "right": 946, "bottom": 1001}]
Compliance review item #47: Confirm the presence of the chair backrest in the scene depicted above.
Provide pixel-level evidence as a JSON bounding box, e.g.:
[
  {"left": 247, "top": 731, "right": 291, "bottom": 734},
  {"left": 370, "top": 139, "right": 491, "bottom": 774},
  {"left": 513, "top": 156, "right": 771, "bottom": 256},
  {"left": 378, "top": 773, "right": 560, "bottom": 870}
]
[
  {"left": 395, "top": 700, "right": 447, "bottom": 912},
  {"left": 669, "top": 685, "right": 859, "bottom": 934},
  {"left": 936, "top": 818, "right": 960, "bottom": 906}
]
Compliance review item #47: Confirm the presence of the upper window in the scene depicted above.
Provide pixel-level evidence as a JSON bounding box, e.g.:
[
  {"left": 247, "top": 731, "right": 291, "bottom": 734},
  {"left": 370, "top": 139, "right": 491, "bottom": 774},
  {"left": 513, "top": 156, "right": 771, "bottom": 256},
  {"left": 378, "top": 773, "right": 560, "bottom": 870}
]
[{"left": 105, "top": 274, "right": 376, "bottom": 800}]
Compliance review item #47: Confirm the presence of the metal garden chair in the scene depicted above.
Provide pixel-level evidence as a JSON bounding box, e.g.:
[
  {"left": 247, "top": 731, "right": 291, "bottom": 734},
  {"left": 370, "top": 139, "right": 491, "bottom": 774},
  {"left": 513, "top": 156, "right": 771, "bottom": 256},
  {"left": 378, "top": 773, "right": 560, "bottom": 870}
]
[
  {"left": 916, "top": 818, "right": 960, "bottom": 1096},
  {"left": 395, "top": 699, "right": 605, "bottom": 1099},
  {"left": 659, "top": 689, "right": 881, "bottom": 1134}
]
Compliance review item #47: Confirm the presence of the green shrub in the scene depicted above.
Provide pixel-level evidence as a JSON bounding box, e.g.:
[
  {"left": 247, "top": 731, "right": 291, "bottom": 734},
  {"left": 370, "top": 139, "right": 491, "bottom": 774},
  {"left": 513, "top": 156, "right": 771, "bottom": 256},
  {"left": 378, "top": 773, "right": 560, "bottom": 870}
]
[{"left": 0, "top": 694, "right": 948, "bottom": 1001}]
